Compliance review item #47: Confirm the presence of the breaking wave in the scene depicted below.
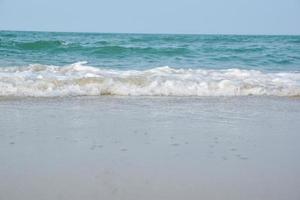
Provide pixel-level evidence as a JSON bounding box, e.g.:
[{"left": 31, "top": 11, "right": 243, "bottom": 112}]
[{"left": 0, "top": 62, "right": 299, "bottom": 97}]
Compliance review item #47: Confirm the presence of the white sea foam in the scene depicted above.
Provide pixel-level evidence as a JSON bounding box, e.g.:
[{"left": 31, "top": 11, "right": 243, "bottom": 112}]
[{"left": 0, "top": 62, "right": 299, "bottom": 97}]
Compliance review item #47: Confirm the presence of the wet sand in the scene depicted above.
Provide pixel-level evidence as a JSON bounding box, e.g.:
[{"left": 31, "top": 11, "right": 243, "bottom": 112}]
[{"left": 1, "top": 97, "right": 300, "bottom": 200}]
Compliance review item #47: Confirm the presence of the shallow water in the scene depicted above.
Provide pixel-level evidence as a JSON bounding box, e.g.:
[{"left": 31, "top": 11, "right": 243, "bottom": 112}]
[
  {"left": 1, "top": 97, "right": 300, "bottom": 200},
  {"left": 0, "top": 63, "right": 300, "bottom": 97}
]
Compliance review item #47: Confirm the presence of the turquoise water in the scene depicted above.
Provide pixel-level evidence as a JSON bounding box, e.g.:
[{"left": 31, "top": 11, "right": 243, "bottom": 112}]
[
  {"left": 0, "top": 31, "right": 300, "bottom": 97},
  {"left": 1, "top": 31, "right": 300, "bottom": 70}
]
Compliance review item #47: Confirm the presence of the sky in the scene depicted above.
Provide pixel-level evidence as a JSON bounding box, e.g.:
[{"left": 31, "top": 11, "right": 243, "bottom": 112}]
[{"left": 0, "top": 0, "right": 299, "bottom": 35}]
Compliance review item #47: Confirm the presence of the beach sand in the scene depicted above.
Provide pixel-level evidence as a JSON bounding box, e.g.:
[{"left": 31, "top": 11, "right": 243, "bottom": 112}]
[{"left": 1, "top": 96, "right": 300, "bottom": 200}]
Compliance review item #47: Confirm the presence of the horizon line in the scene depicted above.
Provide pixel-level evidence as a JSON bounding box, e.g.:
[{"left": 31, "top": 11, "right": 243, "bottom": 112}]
[{"left": 1, "top": 29, "right": 300, "bottom": 37}]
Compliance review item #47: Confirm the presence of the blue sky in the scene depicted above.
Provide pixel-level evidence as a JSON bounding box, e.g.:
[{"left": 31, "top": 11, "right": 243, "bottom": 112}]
[{"left": 0, "top": 0, "right": 299, "bottom": 35}]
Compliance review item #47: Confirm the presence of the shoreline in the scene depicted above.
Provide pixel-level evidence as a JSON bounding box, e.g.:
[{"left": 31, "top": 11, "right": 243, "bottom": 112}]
[{"left": 1, "top": 96, "right": 300, "bottom": 199}]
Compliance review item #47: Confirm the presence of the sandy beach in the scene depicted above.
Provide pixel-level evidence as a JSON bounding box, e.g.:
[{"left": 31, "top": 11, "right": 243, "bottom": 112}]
[{"left": 1, "top": 96, "right": 300, "bottom": 200}]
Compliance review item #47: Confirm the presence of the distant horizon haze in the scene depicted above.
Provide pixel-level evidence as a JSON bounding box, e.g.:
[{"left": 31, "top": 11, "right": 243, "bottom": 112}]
[{"left": 1, "top": 29, "right": 300, "bottom": 36}]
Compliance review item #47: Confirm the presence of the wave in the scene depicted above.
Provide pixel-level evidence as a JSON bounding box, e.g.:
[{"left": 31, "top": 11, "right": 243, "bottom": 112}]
[
  {"left": 0, "top": 62, "right": 299, "bottom": 97},
  {"left": 16, "top": 40, "right": 65, "bottom": 50},
  {"left": 0, "top": 40, "right": 79, "bottom": 51},
  {"left": 1, "top": 40, "right": 191, "bottom": 56},
  {"left": 91, "top": 46, "right": 191, "bottom": 56}
]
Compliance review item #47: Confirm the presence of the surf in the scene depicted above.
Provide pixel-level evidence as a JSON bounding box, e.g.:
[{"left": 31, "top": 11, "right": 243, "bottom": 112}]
[{"left": 0, "top": 62, "right": 299, "bottom": 97}]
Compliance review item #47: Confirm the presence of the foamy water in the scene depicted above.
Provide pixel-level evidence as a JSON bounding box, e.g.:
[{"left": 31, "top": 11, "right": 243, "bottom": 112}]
[{"left": 0, "top": 62, "right": 299, "bottom": 97}]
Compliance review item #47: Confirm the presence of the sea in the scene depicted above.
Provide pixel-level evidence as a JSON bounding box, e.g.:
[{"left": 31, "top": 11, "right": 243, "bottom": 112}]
[
  {"left": 1, "top": 31, "right": 300, "bottom": 200},
  {"left": 0, "top": 31, "right": 299, "bottom": 97}
]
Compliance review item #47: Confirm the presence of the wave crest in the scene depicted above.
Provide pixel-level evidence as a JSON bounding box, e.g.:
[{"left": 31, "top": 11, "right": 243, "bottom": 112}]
[{"left": 0, "top": 62, "right": 299, "bottom": 97}]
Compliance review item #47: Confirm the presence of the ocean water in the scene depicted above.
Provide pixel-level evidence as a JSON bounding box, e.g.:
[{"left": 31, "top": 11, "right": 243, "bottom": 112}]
[
  {"left": 1, "top": 31, "right": 300, "bottom": 200},
  {"left": 0, "top": 31, "right": 300, "bottom": 97}
]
